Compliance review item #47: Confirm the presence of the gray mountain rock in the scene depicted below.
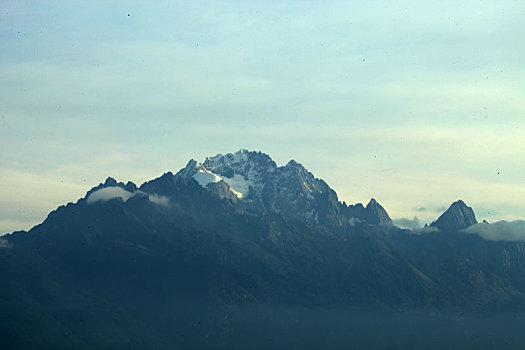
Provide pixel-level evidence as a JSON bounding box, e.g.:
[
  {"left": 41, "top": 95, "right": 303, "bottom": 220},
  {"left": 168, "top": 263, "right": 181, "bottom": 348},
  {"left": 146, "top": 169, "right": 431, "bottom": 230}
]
[
  {"left": 4, "top": 150, "right": 525, "bottom": 350},
  {"left": 173, "top": 149, "right": 391, "bottom": 227},
  {"left": 364, "top": 198, "right": 394, "bottom": 225},
  {"left": 431, "top": 200, "right": 478, "bottom": 231}
]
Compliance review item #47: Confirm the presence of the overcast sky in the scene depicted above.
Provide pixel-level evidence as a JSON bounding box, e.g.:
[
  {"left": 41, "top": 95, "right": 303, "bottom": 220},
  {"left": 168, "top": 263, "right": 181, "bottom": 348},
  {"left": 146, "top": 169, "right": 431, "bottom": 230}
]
[{"left": 1, "top": 0, "right": 524, "bottom": 234}]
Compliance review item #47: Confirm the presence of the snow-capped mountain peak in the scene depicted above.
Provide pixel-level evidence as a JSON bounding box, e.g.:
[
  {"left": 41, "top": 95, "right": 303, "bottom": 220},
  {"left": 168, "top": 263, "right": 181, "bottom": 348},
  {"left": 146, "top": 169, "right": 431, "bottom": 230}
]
[
  {"left": 191, "top": 169, "right": 249, "bottom": 199},
  {"left": 176, "top": 150, "right": 276, "bottom": 200},
  {"left": 171, "top": 149, "right": 393, "bottom": 228}
]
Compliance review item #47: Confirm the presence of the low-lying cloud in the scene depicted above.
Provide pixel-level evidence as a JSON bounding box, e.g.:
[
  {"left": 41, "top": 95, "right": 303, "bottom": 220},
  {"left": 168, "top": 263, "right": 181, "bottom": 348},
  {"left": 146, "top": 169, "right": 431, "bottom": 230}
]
[
  {"left": 464, "top": 220, "right": 525, "bottom": 242},
  {"left": 394, "top": 216, "right": 422, "bottom": 230},
  {"left": 348, "top": 217, "right": 362, "bottom": 227},
  {"left": 148, "top": 194, "right": 169, "bottom": 206},
  {"left": 87, "top": 186, "right": 169, "bottom": 206},
  {"left": 87, "top": 187, "right": 136, "bottom": 204},
  {"left": 0, "top": 238, "right": 11, "bottom": 249}
]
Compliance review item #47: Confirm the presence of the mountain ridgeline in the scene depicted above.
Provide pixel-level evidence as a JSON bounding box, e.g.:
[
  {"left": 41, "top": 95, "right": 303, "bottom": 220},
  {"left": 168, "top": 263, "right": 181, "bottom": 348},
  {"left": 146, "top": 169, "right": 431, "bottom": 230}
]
[
  {"left": 2, "top": 150, "right": 525, "bottom": 349},
  {"left": 430, "top": 199, "right": 478, "bottom": 231},
  {"left": 168, "top": 150, "right": 394, "bottom": 228}
]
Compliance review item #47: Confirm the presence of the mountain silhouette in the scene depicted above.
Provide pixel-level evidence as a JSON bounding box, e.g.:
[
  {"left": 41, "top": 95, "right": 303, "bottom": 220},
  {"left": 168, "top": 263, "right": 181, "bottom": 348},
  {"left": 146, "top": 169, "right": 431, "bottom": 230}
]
[
  {"left": 2, "top": 150, "right": 525, "bottom": 349},
  {"left": 431, "top": 200, "right": 478, "bottom": 231}
]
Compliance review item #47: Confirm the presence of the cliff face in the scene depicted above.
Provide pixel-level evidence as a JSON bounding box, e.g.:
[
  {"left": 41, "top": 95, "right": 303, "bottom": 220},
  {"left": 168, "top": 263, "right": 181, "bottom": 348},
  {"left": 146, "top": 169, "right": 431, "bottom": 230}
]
[
  {"left": 431, "top": 200, "right": 478, "bottom": 231},
  {"left": 364, "top": 198, "right": 393, "bottom": 225},
  {"left": 6, "top": 151, "right": 525, "bottom": 349}
]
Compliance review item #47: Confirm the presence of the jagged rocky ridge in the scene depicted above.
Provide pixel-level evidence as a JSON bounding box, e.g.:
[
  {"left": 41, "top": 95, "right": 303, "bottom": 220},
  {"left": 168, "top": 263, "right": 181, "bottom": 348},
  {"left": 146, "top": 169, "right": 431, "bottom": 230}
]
[
  {"left": 151, "top": 149, "right": 394, "bottom": 228},
  {"left": 77, "top": 150, "right": 393, "bottom": 231},
  {"left": 2, "top": 150, "right": 525, "bottom": 349},
  {"left": 431, "top": 199, "right": 478, "bottom": 231}
]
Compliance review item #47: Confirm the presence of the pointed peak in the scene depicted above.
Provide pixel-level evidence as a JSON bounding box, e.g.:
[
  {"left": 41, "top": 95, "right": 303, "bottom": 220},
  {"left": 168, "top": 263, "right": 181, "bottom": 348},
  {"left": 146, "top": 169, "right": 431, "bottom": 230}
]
[
  {"left": 84, "top": 176, "right": 126, "bottom": 200},
  {"left": 431, "top": 200, "right": 477, "bottom": 231},
  {"left": 447, "top": 199, "right": 473, "bottom": 213},
  {"left": 204, "top": 154, "right": 220, "bottom": 162},
  {"left": 185, "top": 159, "right": 199, "bottom": 168},
  {"left": 124, "top": 181, "right": 137, "bottom": 192},
  {"left": 194, "top": 150, "right": 276, "bottom": 172},
  {"left": 367, "top": 198, "right": 378, "bottom": 207},
  {"left": 363, "top": 198, "right": 393, "bottom": 225},
  {"left": 104, "top": 177, "right": 118, "bottom": 186},
  {"left": 175, "top": 159, "right": 203, "bottom": 180},
  {"left": 450, "top": 199, "right": 467, "bottom": 207},
  {"left": 285, "top": 159, "right": 306, "bottom": 170},
  {"left": 151, "top": 171, "right": 175, "bottom": 183}
]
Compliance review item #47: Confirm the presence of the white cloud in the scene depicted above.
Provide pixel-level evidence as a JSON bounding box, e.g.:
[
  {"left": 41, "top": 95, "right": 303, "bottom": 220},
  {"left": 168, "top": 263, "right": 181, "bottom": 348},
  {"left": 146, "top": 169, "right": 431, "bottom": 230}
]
[
  {"left": 147, "top": 194, "right": 169, "bottom": 206},
  {"left": 0, "top": 238, "right": 11, "bottom": 249},
  {"left": 193, "top": 170, "right": 222, "bottom": 188},
  {"left": 87, "top": 187, "right": 135, "bottom": 204},
  {"left": 410, "top": 226, "right": 441, "bottom": 235},
  {"left": 348, "top": 217, "right": 361, "bottom": 227},
  {"left": 464, "top": 220, "right": 525, "bottom": 242},
  {"left": 394, "top": 217, "right": 422, "bottom": 230},
  {"left": 86, "top": 186, "right": 170, "bottom": 206}
]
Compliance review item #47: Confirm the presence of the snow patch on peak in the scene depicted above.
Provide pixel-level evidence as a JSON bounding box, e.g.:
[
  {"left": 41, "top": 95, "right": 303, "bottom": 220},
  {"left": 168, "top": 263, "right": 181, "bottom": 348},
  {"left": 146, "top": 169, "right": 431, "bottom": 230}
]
[
  {"left": 175, "top": 159, "right": 204, "bottom": 180},
  {"left": 230, "top": 149, "right": 249, "bottom": 163},
  {"left": 221, "top": 173, "right": 252, "bottom": 198},
  {"left": 229, "top": 188, "right": 243, "bottom": 199},
  {"left": 192, "top": 170, "right": 222, "bottom": 187},
  {"left": 192, "top": 170, "right": 250, "bottom": 199},
  {"left": 203, "top": 150, "right": 250, "bottom": 171},
  {"left": 198, "top": 150, "right": 274, "bottom": 199}
]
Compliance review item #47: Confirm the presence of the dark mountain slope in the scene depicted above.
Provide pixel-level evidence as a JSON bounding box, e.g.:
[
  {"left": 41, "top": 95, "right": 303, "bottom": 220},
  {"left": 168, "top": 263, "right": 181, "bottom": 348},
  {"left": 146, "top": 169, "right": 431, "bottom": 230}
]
[
  {"left": 431, "top": 199, "right": 478, "bottom": 231},
  {"left": 2, "top": 150, "right": 525, "bottom": 349}
]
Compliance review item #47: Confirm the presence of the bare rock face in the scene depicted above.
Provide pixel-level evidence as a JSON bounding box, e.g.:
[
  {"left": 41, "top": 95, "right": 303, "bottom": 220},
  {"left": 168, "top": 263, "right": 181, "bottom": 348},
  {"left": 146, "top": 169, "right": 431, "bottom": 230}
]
[
  {"left": 364, "top": 198, "right": 393, "bottom": 226},
  {"left": 171, "top": 150, "right": 392, "bottom": 228},
  {"left": 431, "top": 200, "right": 478, "bottom": 231},
  {"left": 341, "top": 198, "right": 393, "bottom": 226}
]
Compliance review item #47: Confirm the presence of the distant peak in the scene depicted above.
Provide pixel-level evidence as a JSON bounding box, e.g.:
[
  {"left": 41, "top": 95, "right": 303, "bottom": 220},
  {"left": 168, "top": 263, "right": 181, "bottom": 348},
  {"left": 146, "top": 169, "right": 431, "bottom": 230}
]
[
  {"left": 175, "top": 159, "right": 203, "bottom": 180},
  {"left": 124, "top": 181, "right": 137, "bottom": 192},
  {"left": 284, "top": 159, "right": 309, "bottom": 173},
  {"left": 285, "top": 159, "right": 300, "bottom": 167},
  {"left": 364, "top": 198, "right": 393, "bottom": 225},
  {"left": 202, "top": 150, "right": 253, "bottom": 170},
  {"left": 448, "top": 200, "right": 474, "bottom": 214},
  {"left": 431, "top": 200, "right": 477, "bottom": 231},
  {"left": 104, "top": 177, "right": 118, "bottom": 186},
  {"left": 84, "top": 176, "right": 128, "bottom": 200},
  {"left": 450, "top": 199, "right": 467, "bottom": 207},
  {"left": 367, "top": 198, "right": 378, "bottom": 206},
  {"left": 186, "top": 159, "right": 199, "bottom": 167}
]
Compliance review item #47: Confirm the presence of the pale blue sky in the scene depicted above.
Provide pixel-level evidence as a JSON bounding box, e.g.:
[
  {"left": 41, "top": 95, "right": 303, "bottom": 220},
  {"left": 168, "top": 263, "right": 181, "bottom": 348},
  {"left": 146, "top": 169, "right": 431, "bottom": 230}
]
[{"left": 1, "top": 0, "right": 524, "bottom": 233}]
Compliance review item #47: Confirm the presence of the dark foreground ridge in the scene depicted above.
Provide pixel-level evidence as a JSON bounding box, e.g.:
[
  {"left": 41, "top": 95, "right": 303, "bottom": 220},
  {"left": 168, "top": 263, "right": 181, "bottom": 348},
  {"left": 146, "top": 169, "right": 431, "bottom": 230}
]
[{"left": 2, "top": 150, "right": 525, "bottom": 349}]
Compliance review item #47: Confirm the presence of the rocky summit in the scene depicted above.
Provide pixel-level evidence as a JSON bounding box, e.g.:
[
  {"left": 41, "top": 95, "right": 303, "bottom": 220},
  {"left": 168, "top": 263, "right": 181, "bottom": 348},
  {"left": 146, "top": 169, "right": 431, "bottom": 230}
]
[
  {"left": 2, "top": 150, "right": 525, "bottom": 349},
  {"left": 431, "top": 199, "right": 478, "bottom": 231},
  {"left": 164, "top": 149, "right": 392, "bottom": 228}
]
